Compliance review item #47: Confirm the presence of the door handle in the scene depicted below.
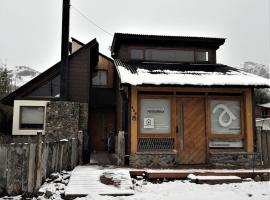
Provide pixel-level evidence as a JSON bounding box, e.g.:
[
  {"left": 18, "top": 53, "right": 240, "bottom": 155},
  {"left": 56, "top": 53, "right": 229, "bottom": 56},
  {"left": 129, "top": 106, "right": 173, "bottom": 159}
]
[
  {"left": 180, "top": 101, "right": 184, "bottom": 150},
  {"left": 176, "top": 125, "right": 179, "bottom": 134}
]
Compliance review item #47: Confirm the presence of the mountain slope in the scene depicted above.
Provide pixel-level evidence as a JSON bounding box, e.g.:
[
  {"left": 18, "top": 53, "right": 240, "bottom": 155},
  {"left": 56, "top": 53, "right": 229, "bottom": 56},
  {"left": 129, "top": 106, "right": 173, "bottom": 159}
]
[{"left": 8, "top": 66, "right": 40, "bottom": 87}]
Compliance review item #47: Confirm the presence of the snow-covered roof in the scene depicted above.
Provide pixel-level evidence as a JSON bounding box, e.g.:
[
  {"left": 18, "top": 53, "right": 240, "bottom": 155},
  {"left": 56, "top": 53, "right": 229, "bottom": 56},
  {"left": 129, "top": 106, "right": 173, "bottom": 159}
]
[
  {"left": 257, "top": 103, "right": 270, "bottom": 108},
  {"left": 114, "top": 60, "right": 270, "bottom": 87}
]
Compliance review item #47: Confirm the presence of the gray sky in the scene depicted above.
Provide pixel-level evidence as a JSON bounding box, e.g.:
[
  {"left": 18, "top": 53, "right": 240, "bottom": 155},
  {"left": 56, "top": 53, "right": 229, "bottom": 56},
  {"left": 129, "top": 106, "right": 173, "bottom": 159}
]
[{"left": 0, "top": 0, "right": 269, "bottom": 72}]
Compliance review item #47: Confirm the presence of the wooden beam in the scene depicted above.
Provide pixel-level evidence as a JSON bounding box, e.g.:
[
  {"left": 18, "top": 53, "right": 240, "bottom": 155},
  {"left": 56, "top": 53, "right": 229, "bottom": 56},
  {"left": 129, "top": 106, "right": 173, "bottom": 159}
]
[
  {"left": 136, "top": 86, "right": 249, "bottom": 93},
  {"left": 130, "top": 86, "right": 138, "bottom": 154},
  {"left": 244, "top": 88, "right": 254, "bottom": 152}
]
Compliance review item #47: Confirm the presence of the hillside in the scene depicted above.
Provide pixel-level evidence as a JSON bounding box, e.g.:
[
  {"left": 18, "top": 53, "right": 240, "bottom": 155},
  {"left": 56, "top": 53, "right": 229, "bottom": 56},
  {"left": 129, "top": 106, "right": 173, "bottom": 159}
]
[{"left": 8, "top": 66, "right": 40, "bottom": 88}]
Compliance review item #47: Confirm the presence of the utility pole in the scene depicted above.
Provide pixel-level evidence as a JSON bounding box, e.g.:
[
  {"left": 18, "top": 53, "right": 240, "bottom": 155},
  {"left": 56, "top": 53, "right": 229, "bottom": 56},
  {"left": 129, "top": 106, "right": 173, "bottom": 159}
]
[{"left": 60, "top": 0, "right": 70, "bottom": 101}]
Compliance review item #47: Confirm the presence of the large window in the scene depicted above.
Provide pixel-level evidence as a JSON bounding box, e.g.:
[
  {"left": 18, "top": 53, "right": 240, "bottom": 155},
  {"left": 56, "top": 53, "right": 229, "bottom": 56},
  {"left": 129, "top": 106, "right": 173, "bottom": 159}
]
[
  {"left": 130, "top": 48, "right": 209, "bottom": 63},
  {"left": 140, "top": 98, "right": 171, "bottom": 134},
  {"left": 145, "top": 49, "right": 194, "bottom": 62},
  {"left": 210, "top": 100, "right": 241, "bottom": 135},
  {"left": 209, "top": 99, "right": 243, "bottom": 148},
  {"left": 12, "top": 100, "right": 48, "bottom": 135},
  {"left": 20, "top": 106, "right": 44, "bottom": 129}
]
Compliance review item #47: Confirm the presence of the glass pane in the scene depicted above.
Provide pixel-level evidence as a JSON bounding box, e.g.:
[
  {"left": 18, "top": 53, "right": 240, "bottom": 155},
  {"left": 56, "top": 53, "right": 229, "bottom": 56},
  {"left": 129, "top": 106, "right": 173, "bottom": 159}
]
[
  {"left": 92, "top": 70, "right": 107, "bottom": 86},
  {"left": 145, "top": 49, "right": 194, "bottom": 62},
  {"left": 211, "top": 100, "right": 241, "bottom": 134},
  {"left": 196, "top": 51, "right": 208, "bottom": 62},
  {"left": 130, "top": 49, "right": 143, "bottom": 60},
  {"left": 28, "top": 75, "right": 60, "bottom": 97},
  {"left": 140, "top": 99, "right": 171, "bottom": 134},
  {"left": 20, "top": 106, "right": 44, "bottom": 129}
]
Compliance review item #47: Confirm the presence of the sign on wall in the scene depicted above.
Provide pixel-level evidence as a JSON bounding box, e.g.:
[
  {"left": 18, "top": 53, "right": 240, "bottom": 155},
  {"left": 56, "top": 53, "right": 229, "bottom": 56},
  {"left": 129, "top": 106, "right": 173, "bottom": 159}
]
[
  {"left": 209, "top": 139, "right": 243, "bottom": 148},
  {"left": 211, "top": 100, "right": 241, "bottom": 134},
  {"left": 143, "top": 118, "right": 154, "bottom": 128}
]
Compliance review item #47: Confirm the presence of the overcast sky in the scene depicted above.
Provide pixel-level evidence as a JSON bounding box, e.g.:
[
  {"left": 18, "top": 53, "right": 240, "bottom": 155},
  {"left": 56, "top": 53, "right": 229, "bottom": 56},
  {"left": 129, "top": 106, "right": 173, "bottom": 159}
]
[{"left": 0, "top": 0, "right": 269, "bottom": 72}]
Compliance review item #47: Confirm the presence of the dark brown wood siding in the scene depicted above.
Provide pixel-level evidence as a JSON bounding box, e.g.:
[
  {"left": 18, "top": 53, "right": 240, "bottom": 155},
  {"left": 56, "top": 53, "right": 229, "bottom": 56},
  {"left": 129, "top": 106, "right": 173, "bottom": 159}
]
[{"left": 69, "top": 47, "right": 91, "bottom": 103}]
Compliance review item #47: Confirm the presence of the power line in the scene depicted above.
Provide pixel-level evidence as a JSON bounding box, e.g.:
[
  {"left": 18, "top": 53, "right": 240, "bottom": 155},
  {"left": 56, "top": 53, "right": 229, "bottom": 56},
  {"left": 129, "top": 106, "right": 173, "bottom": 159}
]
[{"left": 71, "top": 5, "right": 113, "bottom": 37}]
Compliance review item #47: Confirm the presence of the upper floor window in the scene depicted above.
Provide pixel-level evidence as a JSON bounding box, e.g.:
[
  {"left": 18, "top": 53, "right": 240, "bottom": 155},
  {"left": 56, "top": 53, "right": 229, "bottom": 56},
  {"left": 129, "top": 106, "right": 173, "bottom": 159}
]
[
  {"left": 28, "top": 75, "right": 60, "bottom": 97},
  {"left": 130, "top": 48, "right": 209, "bottom": 63},
  {"left": 92, "top": 70, "right": 108, "bottom": 86}
]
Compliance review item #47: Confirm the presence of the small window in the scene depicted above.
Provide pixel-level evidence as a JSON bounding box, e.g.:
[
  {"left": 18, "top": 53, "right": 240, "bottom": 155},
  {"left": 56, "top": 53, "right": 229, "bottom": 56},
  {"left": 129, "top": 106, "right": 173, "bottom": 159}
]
[
  {"left": 196, "top": 51, "right": 209, "bottom": 62},
  {"left": 130, "top": 49, "right": 143, "bottom": 60},
  {"left": 92, "top": 70, "right": 108, "bottom": 86},
  {"left": 20, "top": 106, "right": 45, "bottom": 129}
]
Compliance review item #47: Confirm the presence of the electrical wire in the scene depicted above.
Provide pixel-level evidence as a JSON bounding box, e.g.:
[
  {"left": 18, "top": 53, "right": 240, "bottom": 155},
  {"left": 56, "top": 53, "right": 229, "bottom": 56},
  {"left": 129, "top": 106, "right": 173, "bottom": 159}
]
[{"left": 71, "top": 5, "right": 113, "bottom": 37}]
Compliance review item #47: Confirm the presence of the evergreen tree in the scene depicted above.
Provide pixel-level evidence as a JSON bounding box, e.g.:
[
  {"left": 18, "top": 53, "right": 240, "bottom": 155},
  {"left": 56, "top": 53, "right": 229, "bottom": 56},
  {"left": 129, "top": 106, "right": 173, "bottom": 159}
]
[{"left": 0, "top": 63, "right": 12, "bottom": 98}]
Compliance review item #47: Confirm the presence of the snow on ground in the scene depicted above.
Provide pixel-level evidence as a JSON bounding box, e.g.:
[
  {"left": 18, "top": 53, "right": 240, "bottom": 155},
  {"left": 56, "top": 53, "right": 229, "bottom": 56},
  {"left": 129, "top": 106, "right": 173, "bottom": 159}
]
[
  {"left": 1, "top": 167, "right": 269, "bottom": 200},
  {"left": 76, "top": 180, "right": 270, "bottom": 200}
]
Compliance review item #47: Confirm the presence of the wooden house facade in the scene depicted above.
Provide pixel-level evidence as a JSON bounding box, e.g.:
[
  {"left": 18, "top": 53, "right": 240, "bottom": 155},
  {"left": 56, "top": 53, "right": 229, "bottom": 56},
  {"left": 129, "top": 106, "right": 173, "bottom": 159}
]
[{"left": 111, "top": 33, "right": 270, "bottom": 167}]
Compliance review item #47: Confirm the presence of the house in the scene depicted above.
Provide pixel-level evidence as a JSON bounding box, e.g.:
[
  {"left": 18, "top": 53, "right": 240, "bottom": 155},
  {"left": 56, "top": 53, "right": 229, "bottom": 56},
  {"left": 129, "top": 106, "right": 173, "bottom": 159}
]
[
  {"left": 256, "top": 103, "right": 270, "bottom": 118},
  {"left": 1, "top": 33, "right": 270, "bottom": 168},
  {"left": 0, "top": 38, "right": 116, "bottom": 162},
  {"left": 111, "top": 33, "right": 270, "bottom": 167}
]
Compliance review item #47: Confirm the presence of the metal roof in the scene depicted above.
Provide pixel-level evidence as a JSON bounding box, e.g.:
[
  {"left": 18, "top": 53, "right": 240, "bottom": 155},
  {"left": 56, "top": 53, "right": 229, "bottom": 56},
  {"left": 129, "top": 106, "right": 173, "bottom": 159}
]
[{"left": 111, "top": 33, "right": 226, "bottom": 57}]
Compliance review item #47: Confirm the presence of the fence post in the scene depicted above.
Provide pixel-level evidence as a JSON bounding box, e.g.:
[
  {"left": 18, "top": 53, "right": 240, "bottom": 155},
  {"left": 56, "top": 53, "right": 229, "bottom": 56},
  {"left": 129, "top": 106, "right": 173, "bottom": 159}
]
[
  {"left": 34, "top": 132, "right": 43, "bottom": 191},
  {"left": 256, "top": 126, "right": 262, "bottom": 164},
  {"left": 78, "top": 131, "right": 83, "bottom": 165},
  {"left": 118, "top": 131, "right": 125, "bottom": 166}
]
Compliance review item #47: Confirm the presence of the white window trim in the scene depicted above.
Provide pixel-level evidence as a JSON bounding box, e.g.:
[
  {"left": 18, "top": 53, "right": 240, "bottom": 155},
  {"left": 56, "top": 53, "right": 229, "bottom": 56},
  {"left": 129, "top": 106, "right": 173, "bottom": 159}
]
[{"left": 12, "top": 100, "right": 49, "bottom": 135}]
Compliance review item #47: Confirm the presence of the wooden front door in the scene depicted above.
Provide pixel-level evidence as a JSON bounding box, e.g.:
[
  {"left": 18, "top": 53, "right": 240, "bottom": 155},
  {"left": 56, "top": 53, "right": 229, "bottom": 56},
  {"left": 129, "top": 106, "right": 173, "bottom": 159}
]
[
  {"left": 177, "top": 97, "right": 206, "bottom": 164},
  {"left": 90, "top": 110, "right": 115, "bottom": 152}
]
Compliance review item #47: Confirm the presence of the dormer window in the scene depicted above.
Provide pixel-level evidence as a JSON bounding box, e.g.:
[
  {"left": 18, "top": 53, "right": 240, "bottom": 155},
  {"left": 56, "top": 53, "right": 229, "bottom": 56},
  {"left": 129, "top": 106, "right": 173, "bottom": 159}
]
[{"left": 129, "top": 48, "right": 209, "bottom": 63}]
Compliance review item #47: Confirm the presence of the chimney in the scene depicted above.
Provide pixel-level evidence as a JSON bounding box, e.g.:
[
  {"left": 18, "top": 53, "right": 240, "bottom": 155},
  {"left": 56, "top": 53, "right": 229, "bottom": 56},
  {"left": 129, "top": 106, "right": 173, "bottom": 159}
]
[{"left": 60, "top": 0, "right": 70, "bottom": 101}]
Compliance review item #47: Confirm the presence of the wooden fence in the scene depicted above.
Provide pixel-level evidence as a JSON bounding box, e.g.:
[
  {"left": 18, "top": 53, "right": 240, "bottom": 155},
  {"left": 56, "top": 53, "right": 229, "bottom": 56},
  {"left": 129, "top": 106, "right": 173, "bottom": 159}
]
[
  {"left": 256, "top": 119, "right": 270, "bottom": 166},
  {"left": 0, "top": 134, "right": 80, "bottom": 195}
]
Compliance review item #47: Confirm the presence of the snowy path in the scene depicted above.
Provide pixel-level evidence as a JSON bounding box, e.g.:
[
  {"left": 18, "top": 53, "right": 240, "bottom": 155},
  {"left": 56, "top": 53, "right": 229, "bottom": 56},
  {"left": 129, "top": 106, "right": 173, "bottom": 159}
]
[
  {"left": 65, "top": 166, "right": 134, "bottom": 197},
  {"left": 76, "top": 180, "right": 270, "bottom": 200}
]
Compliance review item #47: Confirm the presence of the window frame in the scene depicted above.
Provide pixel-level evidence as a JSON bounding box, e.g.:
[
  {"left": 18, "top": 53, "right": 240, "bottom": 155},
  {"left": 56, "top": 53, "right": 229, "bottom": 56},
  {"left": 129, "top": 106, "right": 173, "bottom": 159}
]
[
  {"left": 138, "top": 95, "right": 175, "bottom": 138},
  {"left": 12, "top": 100, "right": 48, "bottom": 135},
  {"left": 208, "top": 96, "right": 244, "bottom": 139},
  {"left": 207, "top": 96, "right": 245, "bottom": 150},
  {"left": 128, "top": 46, "right": 211, "bottom": 63}
]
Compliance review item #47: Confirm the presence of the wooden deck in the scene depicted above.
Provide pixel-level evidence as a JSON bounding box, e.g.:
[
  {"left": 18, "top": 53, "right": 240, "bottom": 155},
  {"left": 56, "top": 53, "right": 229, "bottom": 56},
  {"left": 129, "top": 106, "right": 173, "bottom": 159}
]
[{"left": 65, "top": 166, "right": 134, "bottom": 199}]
